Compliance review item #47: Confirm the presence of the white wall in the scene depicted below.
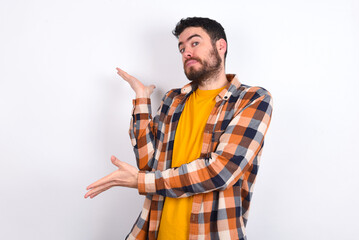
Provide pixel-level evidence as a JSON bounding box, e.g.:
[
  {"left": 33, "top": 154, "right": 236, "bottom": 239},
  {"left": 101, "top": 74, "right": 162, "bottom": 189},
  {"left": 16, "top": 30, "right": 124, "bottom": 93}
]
[{"left": 1, "top": 0, "right": 358, "bottom": 239}]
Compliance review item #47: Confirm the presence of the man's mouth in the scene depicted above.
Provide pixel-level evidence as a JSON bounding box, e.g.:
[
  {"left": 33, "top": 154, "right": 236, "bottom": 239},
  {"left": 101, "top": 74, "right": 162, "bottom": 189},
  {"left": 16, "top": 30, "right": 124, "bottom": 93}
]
[{"left": 185, "top": 59, "right": 200, "bottom": 67}]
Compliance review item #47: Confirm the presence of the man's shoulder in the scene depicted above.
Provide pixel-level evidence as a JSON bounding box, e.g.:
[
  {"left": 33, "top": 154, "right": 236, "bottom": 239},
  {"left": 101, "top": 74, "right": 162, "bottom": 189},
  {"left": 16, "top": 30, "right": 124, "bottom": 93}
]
[
  {"left": 225, "top": 82, "right": 273, "bottom": 116},
  {"left": 167, "top": 87, "right": 183, "bottom": 96},
  {"left": 227, "top": 75, "right": 272, "bottom": 101},
  {"left": 160, "top": 88, "right": 182, "bottom": 102},
  {"left": 238, "top": 84, "right": 271, "bottom": 98},
  {"left": 226, "top": 79, "right": 272, "bottom": 105}
]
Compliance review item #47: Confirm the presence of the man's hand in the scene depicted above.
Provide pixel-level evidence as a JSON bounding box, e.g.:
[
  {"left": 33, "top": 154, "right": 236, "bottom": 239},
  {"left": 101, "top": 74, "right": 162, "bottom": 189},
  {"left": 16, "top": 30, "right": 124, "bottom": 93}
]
[
  {"left": 116, "top": 67, "right": 156, "bottom": 98},
  {"left": 84, "top": 156, "right": 139, "bottom": 199}
]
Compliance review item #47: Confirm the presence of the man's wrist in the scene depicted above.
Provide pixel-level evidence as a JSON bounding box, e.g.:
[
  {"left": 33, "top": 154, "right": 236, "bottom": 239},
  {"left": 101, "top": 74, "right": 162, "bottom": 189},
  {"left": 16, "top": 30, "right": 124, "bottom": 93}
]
[
  {"left": 134, "top": 171, "right": 139, "bottom": 189},
  {"left": 135, "top": 91, "right": 150, "bottom": 98},
  {"left": 137, "top": 171, "right": 156, "bottom": 195}
]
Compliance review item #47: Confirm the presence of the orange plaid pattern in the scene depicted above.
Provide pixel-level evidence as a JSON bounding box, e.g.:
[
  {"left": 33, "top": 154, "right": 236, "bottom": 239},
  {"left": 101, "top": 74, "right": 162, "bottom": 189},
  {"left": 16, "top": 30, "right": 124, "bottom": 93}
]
[{"left": 127, "top": 74, "right": 273, "bottom": 240}]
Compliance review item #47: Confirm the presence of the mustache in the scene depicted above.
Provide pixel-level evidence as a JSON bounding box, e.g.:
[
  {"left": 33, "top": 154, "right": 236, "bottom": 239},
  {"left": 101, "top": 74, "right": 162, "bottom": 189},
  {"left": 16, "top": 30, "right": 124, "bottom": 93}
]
[{"left": 184, "top": 57, "right": 202, "bottom": 65}]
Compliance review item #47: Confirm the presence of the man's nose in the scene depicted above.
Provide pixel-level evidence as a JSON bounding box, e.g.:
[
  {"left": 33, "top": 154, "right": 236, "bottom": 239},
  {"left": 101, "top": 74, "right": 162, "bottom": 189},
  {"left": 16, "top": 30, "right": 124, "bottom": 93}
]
[{"left": 183, "top": 48, "right": 192, "bottom": 59}]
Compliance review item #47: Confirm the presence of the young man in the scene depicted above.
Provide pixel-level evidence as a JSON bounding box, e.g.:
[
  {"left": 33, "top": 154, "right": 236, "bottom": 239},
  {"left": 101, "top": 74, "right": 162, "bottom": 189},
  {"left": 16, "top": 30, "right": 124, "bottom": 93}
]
[{"left": 85, "top": 17, "right": 273, "bottom": 240}]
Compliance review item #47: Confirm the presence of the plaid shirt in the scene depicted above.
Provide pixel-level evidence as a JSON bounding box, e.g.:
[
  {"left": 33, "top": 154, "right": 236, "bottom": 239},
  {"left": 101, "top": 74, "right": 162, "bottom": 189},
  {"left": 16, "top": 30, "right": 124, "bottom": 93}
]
[{"left": 126, "top": 74, "right": 273, "bottom": 240}]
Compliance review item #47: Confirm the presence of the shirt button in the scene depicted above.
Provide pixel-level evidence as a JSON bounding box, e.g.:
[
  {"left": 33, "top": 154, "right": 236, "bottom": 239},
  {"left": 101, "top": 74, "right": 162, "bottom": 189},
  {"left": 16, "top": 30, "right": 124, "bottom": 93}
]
[{"left": 224, "top": 96, "right": 228, "bottom": 99}]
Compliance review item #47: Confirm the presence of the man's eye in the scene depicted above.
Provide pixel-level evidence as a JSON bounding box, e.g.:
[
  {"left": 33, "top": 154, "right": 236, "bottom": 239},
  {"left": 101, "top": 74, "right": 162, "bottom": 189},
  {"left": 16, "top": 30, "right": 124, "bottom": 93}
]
[
  {"left": 192, "top": 42, "right": 199, "bottom": 47},
  {"left": 179, "top": 48, "right": 185, "bottom": 53}
]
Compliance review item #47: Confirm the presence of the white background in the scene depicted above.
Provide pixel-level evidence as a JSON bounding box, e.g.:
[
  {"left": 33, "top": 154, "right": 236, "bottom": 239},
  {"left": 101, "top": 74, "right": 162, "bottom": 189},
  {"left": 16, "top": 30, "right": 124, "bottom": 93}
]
[{"left": 1, "top": 0, "right": 358, "bottom": 239}]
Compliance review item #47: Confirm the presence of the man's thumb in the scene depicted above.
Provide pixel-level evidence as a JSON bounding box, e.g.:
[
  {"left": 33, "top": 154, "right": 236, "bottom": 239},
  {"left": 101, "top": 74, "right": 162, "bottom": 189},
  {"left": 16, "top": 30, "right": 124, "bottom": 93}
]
[
  {"left": 111, "top": 155, "right": 121, "bottom": 167},
  {"left": 149, "top": 85, "right": 156, "bottom": 91}
]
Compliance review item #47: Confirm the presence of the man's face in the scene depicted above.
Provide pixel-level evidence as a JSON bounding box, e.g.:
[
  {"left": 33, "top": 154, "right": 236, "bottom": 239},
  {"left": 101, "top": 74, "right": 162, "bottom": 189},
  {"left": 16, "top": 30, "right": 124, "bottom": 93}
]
[{"left": 178, "top": 27, "right": 222, "bottom": 85}]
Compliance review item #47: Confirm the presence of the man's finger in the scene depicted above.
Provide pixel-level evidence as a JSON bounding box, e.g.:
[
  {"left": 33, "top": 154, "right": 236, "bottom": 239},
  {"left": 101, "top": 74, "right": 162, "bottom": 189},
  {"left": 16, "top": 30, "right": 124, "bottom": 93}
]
[
  {"left": 147, "top": 85, "right": 156, "bottom": 95},
  {"left": 85, "top": 182, "right": 113, "bottom": 198},
  {"left": 85, "top": 186, "right": 108, "bottom": 199},
  {"left": 111, "top": 155, "right": 121, "bottom": 167},
  {"left": 116, "top": 67, "right": 125, "bottom": 74},
  {"left": 86, "top": 171, "right": 115, "bottom": 190},
  {"left": 116, "top": 68, "right": 129, "bottom": 80},
  {"left": 92, "top": 184, "right": 112, "bottom": 198},
  {"left": 116, "top": 67, "right": 133, "bottom": 81}
]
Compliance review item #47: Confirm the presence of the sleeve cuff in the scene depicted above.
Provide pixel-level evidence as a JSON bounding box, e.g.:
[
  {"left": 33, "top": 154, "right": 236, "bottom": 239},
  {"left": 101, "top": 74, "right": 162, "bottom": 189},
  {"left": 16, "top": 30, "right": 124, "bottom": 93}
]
[
  {"left": 137, "top": 171, "right": 156, "bottom": 195},
  {"left": 132, "top": 98, "right": 151, "bottom": 115}
]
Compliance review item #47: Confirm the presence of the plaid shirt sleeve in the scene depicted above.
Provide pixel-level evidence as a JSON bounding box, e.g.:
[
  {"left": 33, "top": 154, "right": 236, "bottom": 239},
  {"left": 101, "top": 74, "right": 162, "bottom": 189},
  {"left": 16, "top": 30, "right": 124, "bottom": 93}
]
[
  {"left": 137, "top": 87, "right": 273, "bottom": 197},
  {"left": 129, "top": 93, "right": 168, "bottom": 171}
]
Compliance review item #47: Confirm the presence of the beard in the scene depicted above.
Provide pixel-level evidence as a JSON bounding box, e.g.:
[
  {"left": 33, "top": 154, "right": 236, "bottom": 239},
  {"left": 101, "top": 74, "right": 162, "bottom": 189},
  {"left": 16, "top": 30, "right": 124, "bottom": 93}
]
[{"left": 184, "top": 46, "right": 222, "bottom": 86}]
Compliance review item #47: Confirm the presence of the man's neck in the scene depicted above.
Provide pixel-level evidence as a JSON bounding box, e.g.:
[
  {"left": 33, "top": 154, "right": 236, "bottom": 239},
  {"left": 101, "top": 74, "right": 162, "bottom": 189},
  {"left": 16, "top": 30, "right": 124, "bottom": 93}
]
[{"left": 197, "top": 71, "right": 228, "bottom": 90}]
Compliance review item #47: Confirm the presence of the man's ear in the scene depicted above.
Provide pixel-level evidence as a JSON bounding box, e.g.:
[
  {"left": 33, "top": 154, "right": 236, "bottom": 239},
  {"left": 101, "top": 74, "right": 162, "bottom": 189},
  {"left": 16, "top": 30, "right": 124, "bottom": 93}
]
[{"left": 216, "top": 39, "right": 227, "bottom": 58}]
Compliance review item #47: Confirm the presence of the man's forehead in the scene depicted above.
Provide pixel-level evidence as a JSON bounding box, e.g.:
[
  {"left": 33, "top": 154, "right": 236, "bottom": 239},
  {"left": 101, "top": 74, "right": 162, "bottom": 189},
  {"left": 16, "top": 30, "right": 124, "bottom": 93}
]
[{"left": 178, "top": 27, "right": 208, "bottom": 41}]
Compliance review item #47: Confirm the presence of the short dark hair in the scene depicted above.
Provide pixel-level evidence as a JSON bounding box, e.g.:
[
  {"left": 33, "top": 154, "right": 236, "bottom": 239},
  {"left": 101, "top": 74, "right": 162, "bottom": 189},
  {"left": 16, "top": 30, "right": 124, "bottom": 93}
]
[{"left": 172, "top": 17, "right": 228, "bottom": 59}]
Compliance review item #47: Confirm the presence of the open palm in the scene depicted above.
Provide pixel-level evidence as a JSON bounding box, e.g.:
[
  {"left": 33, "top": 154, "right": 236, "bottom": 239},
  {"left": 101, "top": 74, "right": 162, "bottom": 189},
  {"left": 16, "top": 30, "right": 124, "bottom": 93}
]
[{"left": 116, "top": 67, "right": 156, "bottom": 98}]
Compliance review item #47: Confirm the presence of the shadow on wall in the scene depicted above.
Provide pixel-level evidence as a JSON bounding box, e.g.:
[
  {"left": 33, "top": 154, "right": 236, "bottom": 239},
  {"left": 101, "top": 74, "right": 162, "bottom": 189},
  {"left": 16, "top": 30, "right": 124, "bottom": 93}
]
[{"left": 141, "top": 27, "right": 190, "bottom": 109}]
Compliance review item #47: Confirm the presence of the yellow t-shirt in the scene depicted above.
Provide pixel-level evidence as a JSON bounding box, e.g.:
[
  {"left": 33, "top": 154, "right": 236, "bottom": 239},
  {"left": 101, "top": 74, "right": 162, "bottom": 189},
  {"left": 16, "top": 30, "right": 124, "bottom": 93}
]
[{"left": 157, "top": 86, "right": 226, "bottom": 240}]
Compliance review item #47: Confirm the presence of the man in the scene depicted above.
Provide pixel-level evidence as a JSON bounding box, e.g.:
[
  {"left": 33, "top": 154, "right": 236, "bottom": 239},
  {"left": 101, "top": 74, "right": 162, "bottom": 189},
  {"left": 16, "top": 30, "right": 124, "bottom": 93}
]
[{"left": 85, "top": 17, "right": 273, "bottom": 240}]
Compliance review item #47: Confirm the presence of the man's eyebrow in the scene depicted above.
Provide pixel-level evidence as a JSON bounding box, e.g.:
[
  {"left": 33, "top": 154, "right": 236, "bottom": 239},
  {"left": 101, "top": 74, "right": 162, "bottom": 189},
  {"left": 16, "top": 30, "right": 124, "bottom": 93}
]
[{"left": 178, "top": 34, "right": 202, "bottom": 48}]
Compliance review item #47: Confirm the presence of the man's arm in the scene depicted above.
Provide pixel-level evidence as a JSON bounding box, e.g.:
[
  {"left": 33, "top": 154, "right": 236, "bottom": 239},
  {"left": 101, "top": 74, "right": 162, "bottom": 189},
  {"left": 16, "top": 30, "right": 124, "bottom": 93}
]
[
  {"left": 137, "top": 88, "right": 273, "bottom": 198},
  {"left": 128, "top": 93, "right": 168, "bottom": 171},
  {"left": 117, "top": 67, "right": 160, "bottom": 171},
  {"left": 84, "top": 68, "right": 156, "bottom": 199}
]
